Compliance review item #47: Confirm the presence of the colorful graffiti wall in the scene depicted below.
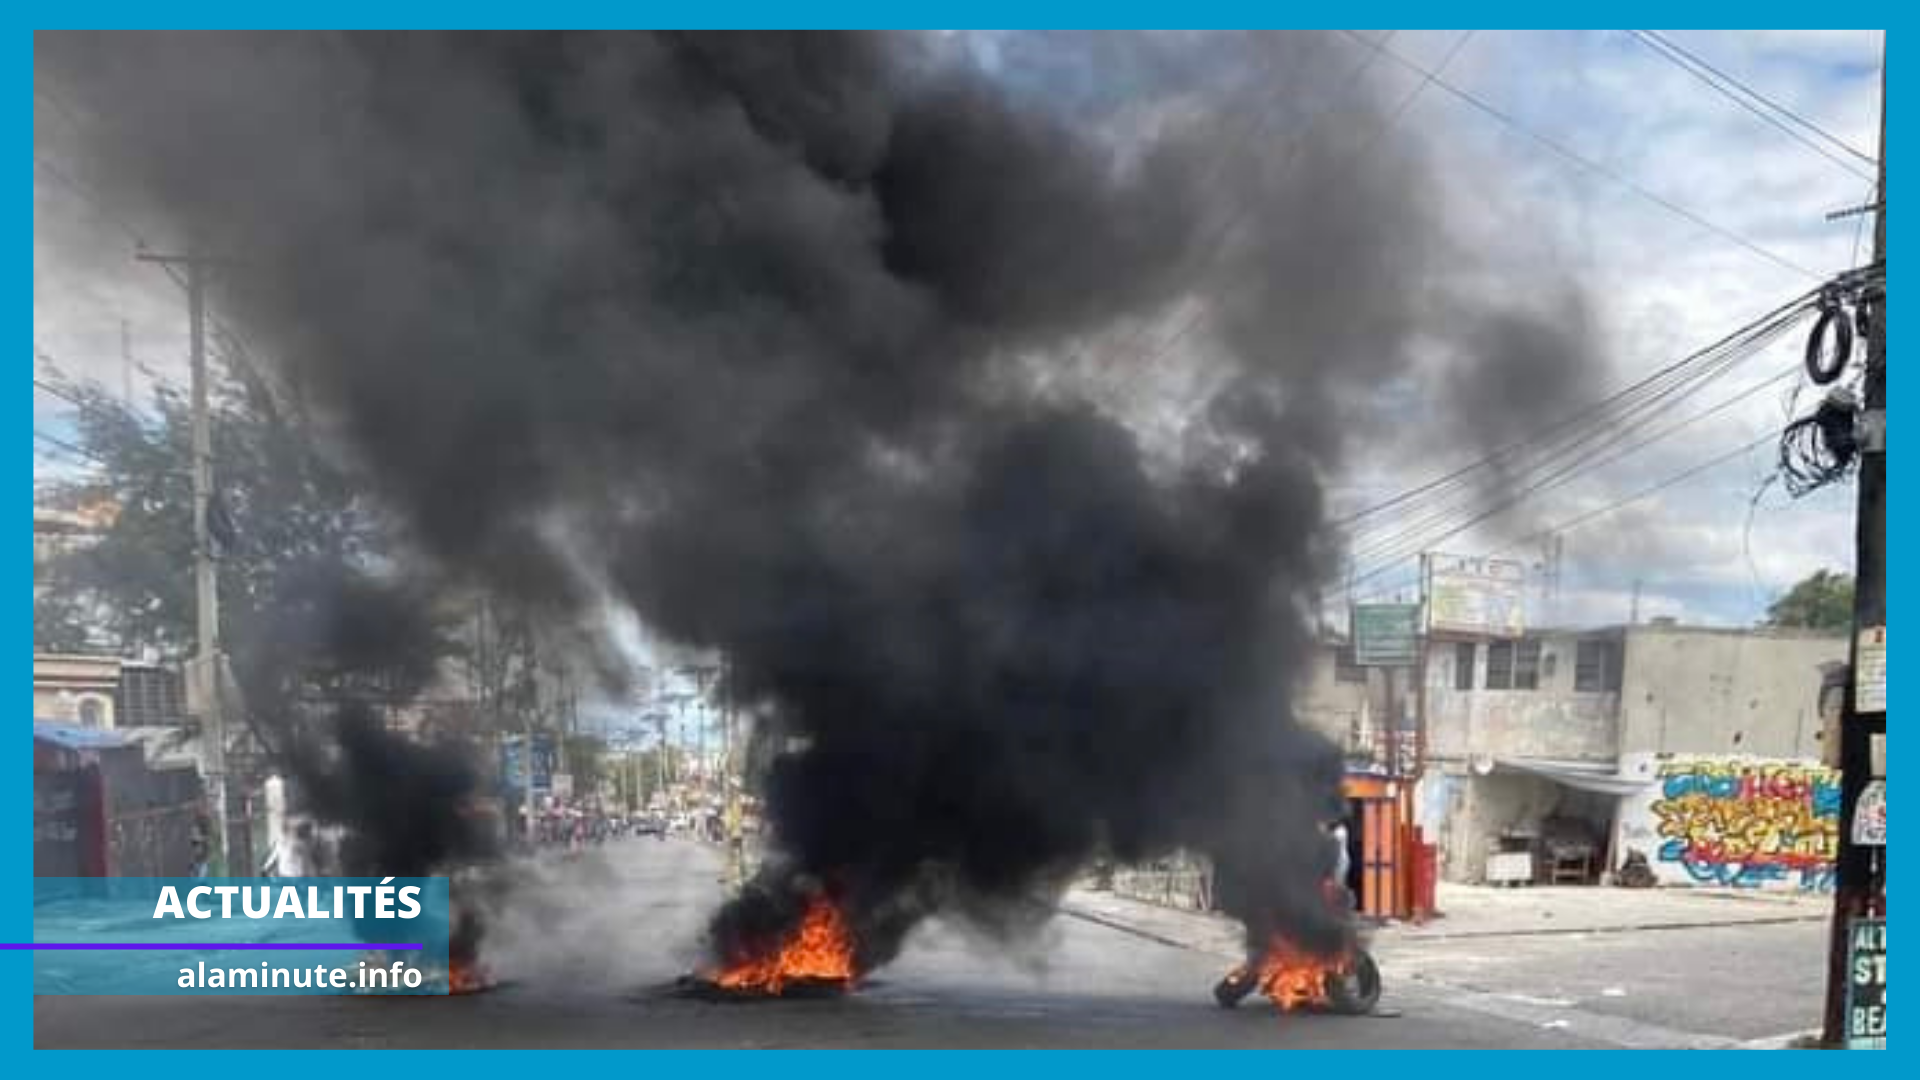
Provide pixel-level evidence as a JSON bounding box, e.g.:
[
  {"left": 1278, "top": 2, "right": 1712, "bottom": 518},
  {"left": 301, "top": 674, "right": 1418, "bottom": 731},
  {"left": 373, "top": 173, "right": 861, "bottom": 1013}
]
[{"left": 1616, "top": 756, "right": 1838, "bottom": 892}]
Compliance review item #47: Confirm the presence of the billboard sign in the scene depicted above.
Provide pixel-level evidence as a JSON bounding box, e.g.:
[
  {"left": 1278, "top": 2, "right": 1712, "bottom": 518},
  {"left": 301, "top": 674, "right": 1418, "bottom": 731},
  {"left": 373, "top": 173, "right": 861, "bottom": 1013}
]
[
  {"left": 1353, "top": 604, "right": 1421, "bottom": 666},
  {"left": 1426, "top": 554, "right": 1526, "bottom": 637}
]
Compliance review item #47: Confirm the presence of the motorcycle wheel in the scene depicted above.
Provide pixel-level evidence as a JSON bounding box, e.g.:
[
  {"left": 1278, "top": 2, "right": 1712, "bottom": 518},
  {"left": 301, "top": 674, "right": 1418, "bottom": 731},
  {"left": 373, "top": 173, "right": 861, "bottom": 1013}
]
[
  {"left": 1214, "top": 971, "right": 1258, "bottom": 1009},
  {"left": 1325, "top": 950, "right": 1382, "bottom": 1015}
]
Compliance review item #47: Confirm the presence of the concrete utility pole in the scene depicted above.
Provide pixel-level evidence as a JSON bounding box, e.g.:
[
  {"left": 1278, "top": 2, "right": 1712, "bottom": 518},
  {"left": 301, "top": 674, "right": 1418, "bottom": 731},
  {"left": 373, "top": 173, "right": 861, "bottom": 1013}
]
[
  {"left": 1821, "top": 57, "right": 1887, "bottom": 1049},
  {"left": 138, "top": 250, "right": 229, "bottom": 876},
  {"left": 722, "top": 654, "right": 745, "bottom": 889},
  {"left": 119, "top": 317, "right": 134, "bottom": 405}
]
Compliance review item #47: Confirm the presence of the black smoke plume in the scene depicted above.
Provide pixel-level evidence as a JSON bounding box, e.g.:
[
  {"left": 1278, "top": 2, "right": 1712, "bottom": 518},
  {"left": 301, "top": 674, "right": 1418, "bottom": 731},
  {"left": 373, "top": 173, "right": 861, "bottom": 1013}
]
[
  {"left": 226, "top": 559, "right": 497, "bottom": 963},
  {"left": 40, "top": 31, "right": 1600, "bottom": 971}
]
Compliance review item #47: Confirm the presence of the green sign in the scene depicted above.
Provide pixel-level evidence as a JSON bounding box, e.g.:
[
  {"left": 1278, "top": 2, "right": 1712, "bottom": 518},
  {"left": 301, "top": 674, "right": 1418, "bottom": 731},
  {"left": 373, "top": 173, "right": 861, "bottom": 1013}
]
[
  {"left": 1847, "top": 917, "right": 1886, "bottom": 1048},
  {"left": 1353, "top": 604, "right": 1420, "bottom": 667}
]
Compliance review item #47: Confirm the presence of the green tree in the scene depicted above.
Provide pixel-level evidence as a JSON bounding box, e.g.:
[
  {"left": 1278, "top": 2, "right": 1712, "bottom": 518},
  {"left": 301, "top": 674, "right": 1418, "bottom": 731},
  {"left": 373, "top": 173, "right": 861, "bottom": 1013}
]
[
  {"left": 1765, "top": 569, "right": 1856, "bottom": 631},
  {"left": 33, "top": 359, "right": 448, "bottom": 755}
]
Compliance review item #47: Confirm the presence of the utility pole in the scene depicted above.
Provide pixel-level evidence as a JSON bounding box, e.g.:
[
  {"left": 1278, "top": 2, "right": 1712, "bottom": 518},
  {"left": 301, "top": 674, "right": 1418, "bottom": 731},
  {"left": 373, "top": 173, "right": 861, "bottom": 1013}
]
[
  {"left": 1821, "top": 57, "right": 1886, "bottom": 1049},
  {"left": 722, "top": 653, "right": 745, "bottom": 889},
  {"left": 138, "top": 250, "right": 229, "bottom": 875},
  {"left": 119, "top": 317, "right": 134, "bottom": 405}
]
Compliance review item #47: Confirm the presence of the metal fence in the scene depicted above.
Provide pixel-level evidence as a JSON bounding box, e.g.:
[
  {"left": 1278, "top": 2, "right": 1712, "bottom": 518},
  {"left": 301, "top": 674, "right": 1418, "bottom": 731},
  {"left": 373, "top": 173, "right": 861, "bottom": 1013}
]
[{"left": 1112, "top": 855, "right": 1215, "bottom": 912}]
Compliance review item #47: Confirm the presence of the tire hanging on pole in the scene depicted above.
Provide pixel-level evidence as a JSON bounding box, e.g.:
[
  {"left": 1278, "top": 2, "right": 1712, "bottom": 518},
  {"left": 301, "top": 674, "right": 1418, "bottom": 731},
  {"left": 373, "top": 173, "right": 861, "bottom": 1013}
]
[{"left": 1805, "top": 300, "right": 1855, "bottom": 385}]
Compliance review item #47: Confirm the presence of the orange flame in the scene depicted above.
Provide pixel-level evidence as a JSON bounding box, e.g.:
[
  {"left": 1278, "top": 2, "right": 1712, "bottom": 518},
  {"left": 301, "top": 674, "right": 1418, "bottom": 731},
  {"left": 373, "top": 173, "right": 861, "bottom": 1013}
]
[
  {"left": 711, "top": 895, "right": 859, "bottom": 995},
  {"left": 1229, "top": 937, "right": 1347, "bottom": 1012},
  {"left": 448, "top": 957, "right": 496, "bottom": 995}
]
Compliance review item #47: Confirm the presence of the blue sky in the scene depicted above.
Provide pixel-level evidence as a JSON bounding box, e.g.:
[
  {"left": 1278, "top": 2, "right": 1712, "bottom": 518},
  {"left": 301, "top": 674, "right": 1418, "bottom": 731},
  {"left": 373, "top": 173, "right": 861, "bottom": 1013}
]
[{"left": 33, "top": 30, "right": 1884, "bottom": 637}]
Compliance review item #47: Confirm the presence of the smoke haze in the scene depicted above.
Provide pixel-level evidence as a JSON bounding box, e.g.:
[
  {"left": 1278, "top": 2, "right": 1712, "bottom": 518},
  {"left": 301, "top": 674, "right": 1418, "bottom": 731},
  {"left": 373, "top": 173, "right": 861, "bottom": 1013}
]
[{"left": 39, "top": 30, "right": 1605, "bottom": 966}]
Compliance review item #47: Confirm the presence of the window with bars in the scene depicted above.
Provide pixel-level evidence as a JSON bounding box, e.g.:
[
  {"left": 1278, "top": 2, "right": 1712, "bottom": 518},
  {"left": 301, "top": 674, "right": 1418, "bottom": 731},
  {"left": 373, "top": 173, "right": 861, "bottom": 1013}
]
[
  {"left": 1454, "top": 641, "right": 1476, "bottom": 690},
  {"left": 1575, "top": 638, "right": 1623, "bottom": 692},
  {"left": 1514, "top": 639, "right": 1542, "bottom": 690},
  {"left": 1485, "top": 639, "right": 1542, "bottom": 691},
  {"left": 1485, "top": 640, "right": 1514, "bottom": 689}
]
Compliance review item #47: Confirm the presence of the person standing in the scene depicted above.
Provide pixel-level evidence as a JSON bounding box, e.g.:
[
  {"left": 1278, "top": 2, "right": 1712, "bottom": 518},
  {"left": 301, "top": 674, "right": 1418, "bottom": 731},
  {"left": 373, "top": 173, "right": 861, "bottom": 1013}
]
[{"left": 1329, "top": 819, "right": 1353, "bottom": 910}]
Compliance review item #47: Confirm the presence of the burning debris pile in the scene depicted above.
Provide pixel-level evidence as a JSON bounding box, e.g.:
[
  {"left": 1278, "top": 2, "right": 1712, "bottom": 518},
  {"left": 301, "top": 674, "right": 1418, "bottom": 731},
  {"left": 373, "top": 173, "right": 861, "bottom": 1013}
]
[
  {"left": 42, "top": 30, "right": 1600, "bottom": 993},
  {"left": 1215, "top": 939, "right": 1380, "bottom": 1014},
  {"left": 293, "top": 704, "right": 502, "bottom": 993},
  {"left": 680, "top": 888, "right": 861, "bottom": 999}
]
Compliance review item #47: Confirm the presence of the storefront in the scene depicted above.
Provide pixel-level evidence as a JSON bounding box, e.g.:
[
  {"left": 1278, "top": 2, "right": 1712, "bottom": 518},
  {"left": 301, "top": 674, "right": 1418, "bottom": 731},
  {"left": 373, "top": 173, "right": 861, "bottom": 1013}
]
[{"left": 1343, "top": 771, "right": 1435, "bottom": 921}]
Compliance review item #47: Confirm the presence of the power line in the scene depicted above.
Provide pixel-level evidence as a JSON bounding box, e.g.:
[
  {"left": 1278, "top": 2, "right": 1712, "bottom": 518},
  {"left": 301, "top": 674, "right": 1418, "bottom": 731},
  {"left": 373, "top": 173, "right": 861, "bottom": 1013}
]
[
  {"left": 1346, "top": 432, "right": 1777, "bottom": 597},
  {"left": 33, "top": 374, "right": 92, "bottom": 412},
  {"left": 1632, "top": 30, "right": 1877, "bottom": 168},
  {"left": 1336, "top": 286, "right": 1820, "bottom": 533},
  {"left": 1626, "top": 30, "right": 1874, "bottom": 183},
  {"left": 1346, "top": 347, "right": 1804, "bottom": 585},
  {"left": 1328, "top": 271, "right": 1872, "bottom": 591},
  {"left": 1345, "top": 311, "right": 1809, "bottom": 575},
  {"left": 1489, "top": 433, "right": 1775, "bottom": 556},
  {"left": 33, "top": 154, "right": 150, "bottom": 250},
  {"left": 1061, "top": 30, "right": 1406, "bottom": 378},
  {"left": 1337, "top": 29, "right": 1823, "bottom": 281},
  {"left": 34, "top": 429, "right": 108, "bottom": 468},
  {"left": 1116, "top": 30, "right": 1473, "bottom": 375}
]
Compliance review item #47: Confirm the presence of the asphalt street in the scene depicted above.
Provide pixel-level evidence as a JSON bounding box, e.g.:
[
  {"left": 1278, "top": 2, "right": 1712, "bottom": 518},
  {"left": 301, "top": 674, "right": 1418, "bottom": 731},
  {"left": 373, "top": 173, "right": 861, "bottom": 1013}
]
[{"left": 33, "top": 839, "right": 1816, "bottom": 1048}]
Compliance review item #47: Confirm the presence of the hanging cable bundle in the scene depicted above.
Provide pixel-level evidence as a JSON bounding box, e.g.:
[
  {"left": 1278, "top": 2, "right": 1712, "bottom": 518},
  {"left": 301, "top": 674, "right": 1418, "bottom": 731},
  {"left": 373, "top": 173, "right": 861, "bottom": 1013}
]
[{"left": 1780, "top": 387, "right": 1860, "bottom": 497}]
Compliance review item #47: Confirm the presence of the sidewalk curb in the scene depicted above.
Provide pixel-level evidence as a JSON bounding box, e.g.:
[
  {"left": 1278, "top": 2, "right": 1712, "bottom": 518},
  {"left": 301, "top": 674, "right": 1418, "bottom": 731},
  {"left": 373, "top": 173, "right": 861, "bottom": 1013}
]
[
  {"left": 1385, "top": 913, "right": 1826, "bottom": 943},
  {"left": 1063, "top": 893, "right": 1824, "bottom": 950},
  {"left": 1735, "top": 1029, "right": 1824, "bottom": 1050},
  {"left": 1057, "top": 902, "right": 1234, "bottom": 957}
]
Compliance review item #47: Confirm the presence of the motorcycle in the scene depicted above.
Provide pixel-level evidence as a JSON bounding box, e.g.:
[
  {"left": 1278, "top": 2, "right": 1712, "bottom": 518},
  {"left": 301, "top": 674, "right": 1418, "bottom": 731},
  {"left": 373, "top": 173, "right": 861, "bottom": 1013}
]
[{"left": 1212, "top": 882, "right": 1382, "bottom": 1016}]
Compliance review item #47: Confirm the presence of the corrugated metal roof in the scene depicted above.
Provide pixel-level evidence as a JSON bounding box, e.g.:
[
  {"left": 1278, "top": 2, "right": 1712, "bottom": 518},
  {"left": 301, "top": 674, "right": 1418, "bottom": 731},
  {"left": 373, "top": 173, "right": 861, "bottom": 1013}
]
[
  {"left": 33, "top": 721, "right": 133, "bottom": 750},
  {"left": 1494, "top": 756, "right": 1653, "bottom": 796}
]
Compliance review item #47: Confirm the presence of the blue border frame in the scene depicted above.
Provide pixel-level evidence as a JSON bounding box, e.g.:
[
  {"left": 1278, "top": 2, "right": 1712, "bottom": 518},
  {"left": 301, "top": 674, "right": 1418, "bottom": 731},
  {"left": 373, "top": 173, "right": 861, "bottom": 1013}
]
[{"left": 15, "top": 19, "right": 1903, "bottom": 1066}]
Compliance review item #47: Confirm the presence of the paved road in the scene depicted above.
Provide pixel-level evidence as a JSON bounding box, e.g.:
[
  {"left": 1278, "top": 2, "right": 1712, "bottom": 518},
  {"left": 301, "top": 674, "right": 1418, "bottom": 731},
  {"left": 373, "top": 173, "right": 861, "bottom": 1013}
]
[{"left": 34, "top": 840, "right": 1802, "bottom": 1048}]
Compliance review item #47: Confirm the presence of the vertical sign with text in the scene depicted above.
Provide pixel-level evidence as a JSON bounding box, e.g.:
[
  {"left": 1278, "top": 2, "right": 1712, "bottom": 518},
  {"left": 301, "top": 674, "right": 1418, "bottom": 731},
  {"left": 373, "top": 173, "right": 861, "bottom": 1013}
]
[{"left": 1846, "top": 917, "right": 1886, "bottom": 1048}]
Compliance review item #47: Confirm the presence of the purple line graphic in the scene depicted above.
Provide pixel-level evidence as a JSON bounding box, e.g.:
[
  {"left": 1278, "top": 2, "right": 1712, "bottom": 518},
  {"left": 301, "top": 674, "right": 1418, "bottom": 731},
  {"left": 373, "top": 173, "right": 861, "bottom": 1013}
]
[{"left": 6, "top": 943, "right": 422, "bottom": 950}]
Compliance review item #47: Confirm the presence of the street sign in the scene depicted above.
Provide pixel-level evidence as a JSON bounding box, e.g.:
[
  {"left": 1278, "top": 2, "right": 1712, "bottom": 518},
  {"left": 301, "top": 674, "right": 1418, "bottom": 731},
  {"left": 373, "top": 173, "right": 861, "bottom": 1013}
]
[
  {"left": 1845, "top": 917, "right": 1886, "bottom": 1048},
  {"left": 1853, "top": 780, "right": 1886, "bottom": 847},
  {"left": 1857, "top": 626, "right": 1886, "bottom": 714},
  {"left": 500, "top": 734, "right": 557, "bottom": 793},
  {"left": 1353, "top": 604, "right": 1420, "bottom": 666}
]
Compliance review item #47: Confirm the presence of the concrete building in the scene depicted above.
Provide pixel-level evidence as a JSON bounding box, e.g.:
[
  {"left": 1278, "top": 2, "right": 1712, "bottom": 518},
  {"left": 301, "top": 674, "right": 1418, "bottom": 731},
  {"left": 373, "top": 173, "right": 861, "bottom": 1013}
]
[
  {"left": 33, "top": 653, "right": 121, "bottom": 728},
  {"left": 33, "top": 653, "right": 188, "bottom": 731},
  {"left": 1412, "top": 620, "right": 1845, "bottom": 893}
]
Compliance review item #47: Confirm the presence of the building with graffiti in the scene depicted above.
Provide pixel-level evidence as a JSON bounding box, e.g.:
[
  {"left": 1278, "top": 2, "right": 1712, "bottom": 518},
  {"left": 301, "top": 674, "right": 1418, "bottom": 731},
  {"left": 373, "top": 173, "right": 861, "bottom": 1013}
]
[
  {"left": 1409, "top": 620, "right": 1845, "bottom": 893},
  {"left": 1106, "top": 621, "right": 1845, "bottom": 921},
  {"left": 1615, "top": 754, "right": 1838, "bottom": 892}
]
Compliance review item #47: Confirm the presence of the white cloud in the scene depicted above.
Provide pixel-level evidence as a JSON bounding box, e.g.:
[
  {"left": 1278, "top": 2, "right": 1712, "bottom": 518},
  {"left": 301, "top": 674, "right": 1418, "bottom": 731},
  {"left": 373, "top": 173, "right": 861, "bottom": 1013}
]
[{"left": 33, "top": 31, "right": 1880, "bottom": 628}]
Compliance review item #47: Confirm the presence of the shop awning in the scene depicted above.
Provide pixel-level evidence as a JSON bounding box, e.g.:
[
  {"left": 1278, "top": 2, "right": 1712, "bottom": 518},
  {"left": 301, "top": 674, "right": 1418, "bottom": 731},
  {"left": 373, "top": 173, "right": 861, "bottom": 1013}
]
[{"left": 1493, "top": 757, "right": 1654, "bottom": 797}]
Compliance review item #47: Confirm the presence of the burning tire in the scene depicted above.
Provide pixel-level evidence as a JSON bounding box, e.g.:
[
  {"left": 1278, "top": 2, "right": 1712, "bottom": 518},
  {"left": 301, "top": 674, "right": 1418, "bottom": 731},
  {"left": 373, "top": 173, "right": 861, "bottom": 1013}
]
[
  {"left": 1213, "top": 968, "right": 1258, "bottom": 1009},
  {"left": 1324, "top": 949, "right": 1381, "bottom": 1015}
]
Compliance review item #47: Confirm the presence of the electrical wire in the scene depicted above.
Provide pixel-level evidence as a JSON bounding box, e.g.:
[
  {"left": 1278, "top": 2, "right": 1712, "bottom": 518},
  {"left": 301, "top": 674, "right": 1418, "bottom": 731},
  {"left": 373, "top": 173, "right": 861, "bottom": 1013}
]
[
  {"left": 1631, "top": 30, "right": 1877, "bottom": 168},
  {"left": 1345, "top": 316, "right": 1809, "bottom": 575},
  {"left": 34, "top": 429, "right": 109, "bottom": 468},
  {"left": 1057, "top": 30, "right": 1407, "bottom": 378},
  {"left": 1778, "top": 388, "right": 1859, "bottom": 497},
  {"left": 1346, "top": 350, "right": 1805, "bottom": 586},
  {"left": 1336, "top": 262, "right": 1877, "bottom": 577},
  {"left": 1485, "top": 433, "right": 1776, "bottom": 557},
  {"left": 1113, "top": 30, "right": 1474, "bottom": 375},
  {"left": 34, "top": 154, "right": 150, "bottom": 250},
  {"left": 1337, "top": 29, "right": 1823, "bottom": 282},
  {"left": 1346, "top": 432, "right": 1781, "bottom": 603},
  {"left": 1336, "top": 288, "right": 1820, "bottom": 558},
  {"left": 1626, "top": 30, "right": 1874, "bottom": 183}
]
